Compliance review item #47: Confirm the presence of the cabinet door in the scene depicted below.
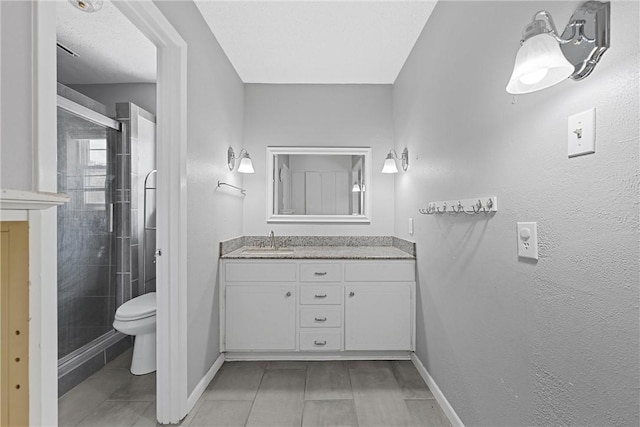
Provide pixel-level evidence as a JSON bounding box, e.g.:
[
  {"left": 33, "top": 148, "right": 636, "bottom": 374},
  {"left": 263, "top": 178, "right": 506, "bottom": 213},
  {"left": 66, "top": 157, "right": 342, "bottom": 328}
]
[
  {"left": 345, "top": 284, "right": 411, "bottom": 351},
  {"left": 225, "top": 285, "right": 296, "bottom": 351}
]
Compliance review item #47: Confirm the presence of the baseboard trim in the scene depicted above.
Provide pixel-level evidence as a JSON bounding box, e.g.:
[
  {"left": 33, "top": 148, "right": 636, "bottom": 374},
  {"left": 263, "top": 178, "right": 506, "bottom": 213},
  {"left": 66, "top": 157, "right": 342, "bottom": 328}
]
[
  {"left": 187, "top": 353, "right": 225, "bottom": 412},
  {"left": 411, "top": 353, "right": 464, "bottom": 427}
]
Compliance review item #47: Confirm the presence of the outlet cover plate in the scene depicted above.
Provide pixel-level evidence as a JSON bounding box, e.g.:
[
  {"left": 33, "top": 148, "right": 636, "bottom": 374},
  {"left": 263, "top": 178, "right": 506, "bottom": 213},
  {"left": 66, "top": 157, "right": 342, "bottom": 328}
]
[
  {"left": 517, "top": 222, "right": 538, "bottom": 260},
  {"left": 568, "top": 108, "right": 595, "bottom": 158}
]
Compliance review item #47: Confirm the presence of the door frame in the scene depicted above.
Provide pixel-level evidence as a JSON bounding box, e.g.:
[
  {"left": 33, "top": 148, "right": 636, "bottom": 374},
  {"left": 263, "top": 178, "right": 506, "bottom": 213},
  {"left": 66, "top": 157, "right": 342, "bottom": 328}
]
[{"left": 34, "top": 0, "right": 188, "bottom": 424}]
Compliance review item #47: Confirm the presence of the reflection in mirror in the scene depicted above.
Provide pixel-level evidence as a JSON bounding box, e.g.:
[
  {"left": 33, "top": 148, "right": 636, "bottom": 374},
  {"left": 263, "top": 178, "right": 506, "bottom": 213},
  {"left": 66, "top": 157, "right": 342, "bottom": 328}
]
[{"left": 267, "top": 147, "right": 371, "bottom": 223}]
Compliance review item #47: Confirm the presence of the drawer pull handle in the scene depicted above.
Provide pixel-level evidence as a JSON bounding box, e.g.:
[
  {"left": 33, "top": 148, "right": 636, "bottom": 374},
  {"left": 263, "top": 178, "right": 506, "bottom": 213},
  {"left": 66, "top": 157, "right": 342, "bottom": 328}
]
[
  {"left": 349, "top": 291, "right": 355, "bottom": 297},
  {"left": 314, "top": 317, "right": 327, "bottom": 322},
  {"left": 314, "top": 294, "right": 327, "bottom": 298},
  {"left": 285, "top": 291, "right": 292, "bottom": 297},
  {"left": 314, "top": 340, "right": 327, "bottom": 346},
  {"left": 314, "top": 272, "right": 327, "bottom": 276}
]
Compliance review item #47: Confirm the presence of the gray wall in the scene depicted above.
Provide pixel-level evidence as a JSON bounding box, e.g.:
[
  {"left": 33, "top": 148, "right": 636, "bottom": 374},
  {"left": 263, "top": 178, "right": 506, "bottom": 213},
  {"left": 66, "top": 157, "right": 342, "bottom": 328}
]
[
  {"left": 0, "top": 1, "right": 33, "bottom": 190},
  {"left": 70, "top": 83, "right": 157, "bottom": 116},
  {"left": 392, "top": 1, "right": 639, "bottom": 425},
  {"left": 242, "top": 84, "right": 395, "bottom": 235},
  {"left": 155, "top": 1, "right": 245, "bottom": 395}
]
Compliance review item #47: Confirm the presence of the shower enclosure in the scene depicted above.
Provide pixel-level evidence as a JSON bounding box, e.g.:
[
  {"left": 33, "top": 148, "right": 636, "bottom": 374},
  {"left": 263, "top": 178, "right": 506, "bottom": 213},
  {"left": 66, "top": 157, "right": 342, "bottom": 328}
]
[{"left": 56, "top": 86, "right": 157, "bottom": 395}]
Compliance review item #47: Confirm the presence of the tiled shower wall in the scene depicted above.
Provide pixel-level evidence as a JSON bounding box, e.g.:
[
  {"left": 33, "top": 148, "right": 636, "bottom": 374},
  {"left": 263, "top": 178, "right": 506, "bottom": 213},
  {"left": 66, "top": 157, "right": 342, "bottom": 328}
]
[{"left": 116, "top": 103, "right": 156, "bottom": 301}]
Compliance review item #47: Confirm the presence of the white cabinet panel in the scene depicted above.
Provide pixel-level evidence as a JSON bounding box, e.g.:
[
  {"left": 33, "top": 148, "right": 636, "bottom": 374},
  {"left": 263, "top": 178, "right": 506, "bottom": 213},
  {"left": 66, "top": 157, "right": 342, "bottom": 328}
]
[
  {"left": 344, "top": 261, "right": 415, "bottom": 282},
  {"left": 344, "top": 284, "right": 412, "bottom": 351},
  {"left": 226, "top": 262, "right": 297, "bottom": 282},
  {"left": 225, "top": 285, "right": 296, "bottom": 351}
]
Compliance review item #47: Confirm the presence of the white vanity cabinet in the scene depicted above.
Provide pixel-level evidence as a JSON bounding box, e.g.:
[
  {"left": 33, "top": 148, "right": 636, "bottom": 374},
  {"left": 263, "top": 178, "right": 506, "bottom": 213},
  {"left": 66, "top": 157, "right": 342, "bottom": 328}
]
[
  {"left": 225, "top": 285, "right": 296, "bottom": 351},
  {"left": 220, "top": 258, "right": 415, "bottom": 357}
]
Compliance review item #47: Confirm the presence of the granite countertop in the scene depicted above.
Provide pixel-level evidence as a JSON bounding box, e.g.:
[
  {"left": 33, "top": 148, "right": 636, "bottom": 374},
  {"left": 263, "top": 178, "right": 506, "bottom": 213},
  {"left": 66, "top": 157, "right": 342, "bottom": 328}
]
[{"left": 221, "top": 245, "right": 415, "bottom": 260}]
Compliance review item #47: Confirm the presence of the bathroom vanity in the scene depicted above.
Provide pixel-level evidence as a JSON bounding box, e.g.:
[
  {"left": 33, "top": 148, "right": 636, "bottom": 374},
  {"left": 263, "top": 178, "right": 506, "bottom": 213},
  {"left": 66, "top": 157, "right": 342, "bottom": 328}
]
[{"left": 219, "top": 238, "right": 416, "bottom": 360}]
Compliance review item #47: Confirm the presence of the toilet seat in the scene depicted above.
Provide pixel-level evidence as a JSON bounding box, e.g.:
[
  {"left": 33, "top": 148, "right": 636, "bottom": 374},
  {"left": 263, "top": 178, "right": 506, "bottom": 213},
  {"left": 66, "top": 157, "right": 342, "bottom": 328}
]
[{"left": 115, "top": 292, "right": 156, "bottom": 321}]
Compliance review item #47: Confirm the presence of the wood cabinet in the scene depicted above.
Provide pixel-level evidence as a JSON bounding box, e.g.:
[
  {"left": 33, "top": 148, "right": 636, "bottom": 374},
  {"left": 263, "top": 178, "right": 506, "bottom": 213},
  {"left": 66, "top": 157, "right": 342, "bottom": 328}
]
[{"left": 220, "top": 259, "right": 415, "bottom": 355}]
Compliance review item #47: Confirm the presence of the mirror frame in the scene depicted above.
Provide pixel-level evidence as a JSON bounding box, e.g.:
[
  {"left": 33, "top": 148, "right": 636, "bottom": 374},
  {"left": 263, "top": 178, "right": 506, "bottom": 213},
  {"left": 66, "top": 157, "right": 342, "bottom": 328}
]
[{"left": 266, "top": 146, "right": 372, "bottom": 223}]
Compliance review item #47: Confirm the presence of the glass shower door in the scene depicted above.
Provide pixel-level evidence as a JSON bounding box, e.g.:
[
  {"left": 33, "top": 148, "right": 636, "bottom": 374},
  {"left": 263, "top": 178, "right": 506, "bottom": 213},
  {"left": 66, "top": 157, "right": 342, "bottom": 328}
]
[{"left": 57, "top": 107, "right": 119, "bottom": 359}]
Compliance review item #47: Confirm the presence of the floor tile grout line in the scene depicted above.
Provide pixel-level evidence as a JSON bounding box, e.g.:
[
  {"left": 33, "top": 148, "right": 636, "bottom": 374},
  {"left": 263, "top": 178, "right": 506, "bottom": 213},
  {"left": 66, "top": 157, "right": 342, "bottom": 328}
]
[{"left": 243, "top": 363, "right": 266, "bottom": 427}]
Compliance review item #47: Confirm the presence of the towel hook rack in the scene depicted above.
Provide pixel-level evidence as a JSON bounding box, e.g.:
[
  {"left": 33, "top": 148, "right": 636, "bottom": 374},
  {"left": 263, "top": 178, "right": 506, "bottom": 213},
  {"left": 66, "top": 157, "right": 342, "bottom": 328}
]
[{"left": 419, "top": 197, "right": 497, "bottom": 216}]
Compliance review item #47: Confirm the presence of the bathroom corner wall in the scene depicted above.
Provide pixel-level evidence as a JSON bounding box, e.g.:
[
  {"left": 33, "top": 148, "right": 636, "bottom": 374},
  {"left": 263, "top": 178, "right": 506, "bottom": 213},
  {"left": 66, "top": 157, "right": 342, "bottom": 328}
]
[
  {"left": 155, "top": 1, "right": 245, "bottom": 395},
  {"left": 392, "top": 1, "right": 639, "bottom": 425},
  {"left": 242, "top": 84, "right": 396, "bottom": 236}
]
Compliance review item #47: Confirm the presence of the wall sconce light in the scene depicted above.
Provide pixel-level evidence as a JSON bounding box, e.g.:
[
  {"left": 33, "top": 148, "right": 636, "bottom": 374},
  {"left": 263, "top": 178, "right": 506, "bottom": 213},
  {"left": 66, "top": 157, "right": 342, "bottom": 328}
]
[
  {"left": 506, "top": 1, "right": 610, "bottom": 94},
  {"left": 352, "top": 182, "right": 365, "bottom": 192},
  {"left": 381, "top": 148, "right": 409, "bottom": 174},
  {"left": 227, "top": 147, "right": 255, "bottom": 174}
]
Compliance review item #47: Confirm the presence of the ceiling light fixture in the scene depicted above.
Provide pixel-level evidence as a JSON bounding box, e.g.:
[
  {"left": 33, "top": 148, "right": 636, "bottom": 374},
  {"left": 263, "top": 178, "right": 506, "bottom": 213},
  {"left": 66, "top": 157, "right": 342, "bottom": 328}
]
[
  {"left": 227, "top": 147, "right": 255, "bottom": 174},
  {"left": 506, "top": 1, "right": 610, "bottom": 94},
  {"left": 68, "top": 0, "right": 103, "bottom": 13},
  {"left": 381, "top": 148, "right": 408, "bottom": 174}
]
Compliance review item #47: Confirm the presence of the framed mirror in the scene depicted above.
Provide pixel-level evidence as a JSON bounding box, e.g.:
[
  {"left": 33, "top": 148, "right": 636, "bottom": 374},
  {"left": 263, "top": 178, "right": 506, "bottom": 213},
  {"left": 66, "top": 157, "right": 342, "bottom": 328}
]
[{"left": 266, "top": 146, "right": 372, "bottom": 223}]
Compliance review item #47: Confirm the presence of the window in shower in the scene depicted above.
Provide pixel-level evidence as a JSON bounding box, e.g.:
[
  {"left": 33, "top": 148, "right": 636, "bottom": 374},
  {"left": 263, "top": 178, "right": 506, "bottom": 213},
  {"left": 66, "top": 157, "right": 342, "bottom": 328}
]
[{"left": 57, "top": 108, "right": 119, "bottom": 359}]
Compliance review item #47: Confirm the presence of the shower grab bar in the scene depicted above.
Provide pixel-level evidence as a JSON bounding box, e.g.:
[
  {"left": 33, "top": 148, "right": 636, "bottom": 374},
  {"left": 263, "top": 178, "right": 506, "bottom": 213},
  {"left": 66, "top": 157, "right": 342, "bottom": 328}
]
[{"left": 217, "top": 181, "right": 246, "bottom": 195}]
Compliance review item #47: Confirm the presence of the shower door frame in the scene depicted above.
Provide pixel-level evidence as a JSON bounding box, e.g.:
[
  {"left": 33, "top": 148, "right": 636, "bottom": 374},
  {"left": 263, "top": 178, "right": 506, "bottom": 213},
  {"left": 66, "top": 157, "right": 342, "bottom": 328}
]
[{"left": 33, "top": 1, "right": 188, "bottom": 424}]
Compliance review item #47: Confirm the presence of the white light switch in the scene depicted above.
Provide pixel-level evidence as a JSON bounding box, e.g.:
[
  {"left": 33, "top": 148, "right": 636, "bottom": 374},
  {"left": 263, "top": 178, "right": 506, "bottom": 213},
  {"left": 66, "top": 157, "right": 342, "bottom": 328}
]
[
  {"left": 568, "top": 108, "right": 595, "bottom": 157},
  {"left": 517, "top": 222, "right": 538, "bottom": 260},
  {"left": 408, "top": 218, "right": 414, "bottom": 236}
]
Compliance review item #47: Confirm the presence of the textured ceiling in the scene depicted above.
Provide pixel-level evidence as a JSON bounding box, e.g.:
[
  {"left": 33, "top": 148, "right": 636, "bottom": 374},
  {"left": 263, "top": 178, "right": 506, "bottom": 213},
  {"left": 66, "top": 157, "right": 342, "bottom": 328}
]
[
  {"left": 195, "top": 0, "right": 437, "bottom": 84},
  {"left": 56, "top": 0, "right": 156, "bottom": 85}
]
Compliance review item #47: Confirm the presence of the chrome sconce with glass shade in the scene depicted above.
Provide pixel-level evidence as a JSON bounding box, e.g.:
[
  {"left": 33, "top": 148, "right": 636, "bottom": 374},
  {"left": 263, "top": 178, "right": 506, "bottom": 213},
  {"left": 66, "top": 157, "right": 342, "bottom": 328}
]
[
  {"left": 506, "top": 1, "right": 610, "bottom": 94},
  {"left": 227, "top": 147, "right": 255, "bottom": 174},
  {"left": 381, "top": 148, "right": 409, "bottom": 173}
]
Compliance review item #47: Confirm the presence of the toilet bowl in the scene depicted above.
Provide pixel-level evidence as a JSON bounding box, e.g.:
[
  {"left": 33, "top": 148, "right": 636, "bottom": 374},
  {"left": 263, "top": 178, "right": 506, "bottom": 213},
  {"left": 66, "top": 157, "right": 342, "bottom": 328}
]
[{"left": 113, "top": 292, "right": 156, "bottom": 375}]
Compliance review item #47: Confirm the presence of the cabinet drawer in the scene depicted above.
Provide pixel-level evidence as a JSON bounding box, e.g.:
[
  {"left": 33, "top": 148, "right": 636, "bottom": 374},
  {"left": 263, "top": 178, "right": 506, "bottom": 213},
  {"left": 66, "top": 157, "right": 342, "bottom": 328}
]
[
  {"left": 300, "top": 285, "right": 342, "bottom": 305},
  {"left": 300, "top": 330, "right": 342, "bottom": 351},
  {"left": 225, "top": 262, "right": 297, "bottom": 282},
  {"left": 300, "top": 263, "right": 341, "bottom": 282},
  {"left": 300, "top": 308, "right": 342, "bottom": 328},
  {"left": 344, "top": 261, "right": 415, "bottom": 282}
]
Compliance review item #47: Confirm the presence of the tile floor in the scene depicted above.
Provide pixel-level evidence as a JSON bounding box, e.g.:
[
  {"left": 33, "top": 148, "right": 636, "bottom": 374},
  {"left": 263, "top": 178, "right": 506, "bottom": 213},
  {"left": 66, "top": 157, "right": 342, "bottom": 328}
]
[{"left": 59, "top": 350, "right": 451, "bottom": 427}]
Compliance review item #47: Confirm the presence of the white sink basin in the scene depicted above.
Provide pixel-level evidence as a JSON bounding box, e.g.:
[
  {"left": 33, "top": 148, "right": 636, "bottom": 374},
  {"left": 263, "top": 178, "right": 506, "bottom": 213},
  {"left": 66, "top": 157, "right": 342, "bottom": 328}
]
[{"left": 241, "top": 247, "right": 294, "bottom": 255}]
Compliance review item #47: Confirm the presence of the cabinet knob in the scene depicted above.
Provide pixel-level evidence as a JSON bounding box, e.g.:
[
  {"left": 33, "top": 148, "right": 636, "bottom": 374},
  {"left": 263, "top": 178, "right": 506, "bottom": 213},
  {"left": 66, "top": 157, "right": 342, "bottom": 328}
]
[
  {"left": 285, "top": 291, "right": 292, "bottom": 297},
  {"left": 314, "top": 340, "right": 327, "bottom": 346},
  {"left": 349, "top": 291, "right": 355, "bottom": 297}
]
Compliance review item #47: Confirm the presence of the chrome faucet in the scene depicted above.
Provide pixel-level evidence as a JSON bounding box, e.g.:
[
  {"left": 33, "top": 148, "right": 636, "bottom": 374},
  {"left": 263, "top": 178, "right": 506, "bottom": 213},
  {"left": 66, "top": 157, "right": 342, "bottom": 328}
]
[{"left": 268, "top": 230, "right": 278, "bottom": 250}]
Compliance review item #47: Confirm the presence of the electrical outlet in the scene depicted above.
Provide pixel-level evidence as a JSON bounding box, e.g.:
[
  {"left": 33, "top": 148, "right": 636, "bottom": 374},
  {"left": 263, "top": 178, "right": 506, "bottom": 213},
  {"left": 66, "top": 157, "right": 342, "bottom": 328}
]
[
  {"left": 408, "top": 218, "right": 414, "bottom": 236},
  {"left": 517, "top": 222, "right": 538, "bottom": 260}
]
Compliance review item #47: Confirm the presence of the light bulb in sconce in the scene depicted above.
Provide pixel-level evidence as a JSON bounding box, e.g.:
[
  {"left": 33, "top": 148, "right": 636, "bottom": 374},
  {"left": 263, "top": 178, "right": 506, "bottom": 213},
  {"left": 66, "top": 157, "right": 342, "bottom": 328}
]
[
  {"left": 381, "top": 154, "right": 399, "bottom": 174},
  {"left": 506, "top": 2, "right": 610, "bottom": 95},
  {"left": 227, "top": 147, "right": 255, "bottom": 174},
  {"left": 352, "top": 182, "right": 365, "bottom": 192},
  {"left": 237, "top": 154, "right": 255, "bottom": 174},
  {"left": 381, "top": 148, "right": 408, "bottom": 173}
]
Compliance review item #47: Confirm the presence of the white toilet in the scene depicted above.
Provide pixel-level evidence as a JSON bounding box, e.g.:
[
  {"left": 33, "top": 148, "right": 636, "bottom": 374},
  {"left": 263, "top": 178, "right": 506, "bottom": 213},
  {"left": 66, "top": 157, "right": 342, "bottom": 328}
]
[{"left": 113, "top": 292, "right": 157, "bottom": 375}]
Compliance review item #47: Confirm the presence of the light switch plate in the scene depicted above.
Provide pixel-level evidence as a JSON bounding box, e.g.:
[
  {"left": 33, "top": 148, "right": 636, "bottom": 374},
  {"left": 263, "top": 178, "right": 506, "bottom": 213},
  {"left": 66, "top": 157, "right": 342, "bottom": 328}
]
[
  {"left": 517, "top": 222, "right": 538, "bottom": 260},
  {"left": 568, "top": 108, "right": 595, "bottom": 157}
]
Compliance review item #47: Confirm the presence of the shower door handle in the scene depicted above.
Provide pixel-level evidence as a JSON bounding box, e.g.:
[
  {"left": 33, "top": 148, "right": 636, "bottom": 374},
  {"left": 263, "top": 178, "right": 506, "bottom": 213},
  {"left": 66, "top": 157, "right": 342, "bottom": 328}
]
[{"left": 108, "top": 203, "right": 114, "bottom": 233}]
